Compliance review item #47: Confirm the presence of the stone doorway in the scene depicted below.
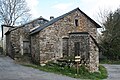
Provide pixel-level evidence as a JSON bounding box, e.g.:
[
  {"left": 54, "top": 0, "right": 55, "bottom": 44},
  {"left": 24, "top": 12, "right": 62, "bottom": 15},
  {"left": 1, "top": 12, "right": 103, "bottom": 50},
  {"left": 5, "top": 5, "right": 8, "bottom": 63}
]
[
  {"left": 62, "top": 32, "right": 90, "bottom": 64},
  {"left": 23, "top": 40, "right": 30, "bottom": 54},
  {"left": 62, "top": 37, "right": 69, "bottom": 57},
  {"left": 69, "top": 32, "right": 90, "bottom": 64}
]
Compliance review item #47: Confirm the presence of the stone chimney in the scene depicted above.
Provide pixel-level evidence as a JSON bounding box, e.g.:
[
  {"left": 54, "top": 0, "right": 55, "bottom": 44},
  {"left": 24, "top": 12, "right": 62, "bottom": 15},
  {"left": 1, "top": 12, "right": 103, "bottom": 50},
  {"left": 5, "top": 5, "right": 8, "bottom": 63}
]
[
  {"left": 40, "top": 16, "right": 43, "bottom": 18},
  {"left": 50, "top": 16, "right": 54, "bottom": 20}
]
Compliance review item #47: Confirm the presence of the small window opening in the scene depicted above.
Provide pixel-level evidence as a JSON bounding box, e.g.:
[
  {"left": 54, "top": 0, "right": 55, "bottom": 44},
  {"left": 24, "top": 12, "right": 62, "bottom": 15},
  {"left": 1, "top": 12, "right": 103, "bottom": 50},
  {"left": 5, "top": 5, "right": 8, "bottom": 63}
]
[{"left": 75, "top": 19, "right": 79, "bottom": 26}]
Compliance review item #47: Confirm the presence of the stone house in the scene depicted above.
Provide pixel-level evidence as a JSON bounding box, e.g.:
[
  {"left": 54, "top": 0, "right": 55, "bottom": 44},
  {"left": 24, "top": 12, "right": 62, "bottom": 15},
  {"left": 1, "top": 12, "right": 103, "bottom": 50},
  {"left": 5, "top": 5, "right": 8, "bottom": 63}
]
[
  {"left": 5, "top": 8, "right": 101, "bottom": 72},
  {"left": 5, "top": 17, "right": 48, "bottom": 58}
]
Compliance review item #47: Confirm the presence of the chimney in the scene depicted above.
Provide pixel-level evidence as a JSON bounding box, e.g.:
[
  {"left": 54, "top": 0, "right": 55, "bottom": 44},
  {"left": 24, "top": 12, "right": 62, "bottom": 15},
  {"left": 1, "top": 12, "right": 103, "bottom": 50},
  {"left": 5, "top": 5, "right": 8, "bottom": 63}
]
[
  {"left": 50, "top": 16, "right": 54, "bottom": 20},
  {"left": 40, "top": 16, "right": 43, "bottom": 18}
]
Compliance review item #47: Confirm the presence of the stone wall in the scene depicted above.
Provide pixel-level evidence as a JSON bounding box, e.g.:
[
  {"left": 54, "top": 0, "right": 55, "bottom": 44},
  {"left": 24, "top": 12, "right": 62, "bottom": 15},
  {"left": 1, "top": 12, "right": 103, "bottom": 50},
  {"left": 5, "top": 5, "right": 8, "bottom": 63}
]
[
  {"left": 3, "top": 27, "right": 10, "bottom": 54},
  {"left": 31, "top": 33, "right": 40, "bottom": 64},
  {"left": 89, "top": 37, "right": 99, "bottom": 72},
  {"left": 31, "top": 9, "right": 99, "bottom": 72},
  {"left": 6, "top": 33, "right": 14, "bottom": 58}
]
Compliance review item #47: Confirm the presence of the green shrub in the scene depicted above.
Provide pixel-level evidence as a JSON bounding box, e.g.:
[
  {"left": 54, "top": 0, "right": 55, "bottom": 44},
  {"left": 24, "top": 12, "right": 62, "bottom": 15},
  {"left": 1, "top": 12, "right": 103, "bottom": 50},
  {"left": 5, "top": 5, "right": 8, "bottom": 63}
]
[
  {"left": 100, "top": 59, "right": 120, "bottom": 64},
  {"left": 22, "top": 62, "right": 108, "bottom": 79}
]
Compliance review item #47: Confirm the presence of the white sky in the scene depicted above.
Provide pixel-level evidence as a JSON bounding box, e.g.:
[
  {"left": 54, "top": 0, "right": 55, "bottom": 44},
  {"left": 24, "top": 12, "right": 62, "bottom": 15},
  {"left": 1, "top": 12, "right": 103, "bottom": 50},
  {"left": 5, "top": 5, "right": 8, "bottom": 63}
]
[
  {"left": 26, "top": 0, "right": 120, "bottom": 20},
  {"left": 0, "top": 0, "right": 120, "bottom": 37}
]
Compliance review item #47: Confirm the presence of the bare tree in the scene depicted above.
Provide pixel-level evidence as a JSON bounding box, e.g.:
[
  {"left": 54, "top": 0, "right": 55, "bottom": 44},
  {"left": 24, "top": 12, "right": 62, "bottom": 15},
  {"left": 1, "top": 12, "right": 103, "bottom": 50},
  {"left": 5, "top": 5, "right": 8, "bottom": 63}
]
[
  {"left": 0, "top": 0, "right": 31, "bottom": 26},
  {"left": 97, "top": 9, "right": 111, "bottom": 31}
]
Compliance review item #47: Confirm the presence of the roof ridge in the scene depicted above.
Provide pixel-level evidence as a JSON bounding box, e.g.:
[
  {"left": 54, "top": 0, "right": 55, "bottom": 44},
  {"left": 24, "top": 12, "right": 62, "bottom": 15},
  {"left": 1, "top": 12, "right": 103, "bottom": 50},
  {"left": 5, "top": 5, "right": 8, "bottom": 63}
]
[
  {"left": 30, "top": 7, "right": 101, "bottom": 35},
  {"left": 5, "top": 16, "right": 49, "bottom": 33},
  {"left": 30, "top": 7, "right": 80, "bottom": 34},
  {"left": 19, "top": 16, "right": 49, "bottom": 27}
]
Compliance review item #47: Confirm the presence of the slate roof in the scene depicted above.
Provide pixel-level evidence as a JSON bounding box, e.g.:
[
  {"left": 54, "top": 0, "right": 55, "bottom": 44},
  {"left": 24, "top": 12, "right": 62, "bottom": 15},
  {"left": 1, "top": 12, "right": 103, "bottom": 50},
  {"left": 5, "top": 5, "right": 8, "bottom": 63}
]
[
  {"left": 30, "top": 7, "right": 101, "bottom": 35},
  {"left": 4, "top": 17, "right": 49, "bottom": 35}
]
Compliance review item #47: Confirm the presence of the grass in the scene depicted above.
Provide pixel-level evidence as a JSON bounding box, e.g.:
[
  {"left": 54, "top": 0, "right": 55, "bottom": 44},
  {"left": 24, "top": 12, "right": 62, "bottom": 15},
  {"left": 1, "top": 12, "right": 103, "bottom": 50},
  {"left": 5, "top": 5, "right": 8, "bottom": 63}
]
[
  {"left": 100, "top": 59, "right": 120, "bottom": 64},
  {"left": 21, "top": 62, "right": 108, "bottom": 80}
]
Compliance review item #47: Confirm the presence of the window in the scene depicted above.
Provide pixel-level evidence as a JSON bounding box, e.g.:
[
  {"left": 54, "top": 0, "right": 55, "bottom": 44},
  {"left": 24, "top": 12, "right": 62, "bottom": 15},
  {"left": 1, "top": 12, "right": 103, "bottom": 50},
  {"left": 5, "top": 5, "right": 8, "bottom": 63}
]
[
  {"left": 62, "top": 37, "right": 69, "bottom": 57},
  {"left": 75, "top": 19, "right": 79, "bottom": 26},
  {"left": 23, "top": 41, "right": 30, "bottom": 54}
]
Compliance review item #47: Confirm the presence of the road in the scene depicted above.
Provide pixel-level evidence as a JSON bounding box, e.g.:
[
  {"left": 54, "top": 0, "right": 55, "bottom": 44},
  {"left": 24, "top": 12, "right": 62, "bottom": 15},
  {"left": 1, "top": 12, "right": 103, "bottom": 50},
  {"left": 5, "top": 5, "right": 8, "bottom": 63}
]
[
  {"left": 103, "top": 64, "right": 120, "bottom": 80},
  {"left": 0, "top": 56, "right": 79, "bottom": 80},
  {"left": 1, "top": 56, "right": 120, "bottom": 80}
]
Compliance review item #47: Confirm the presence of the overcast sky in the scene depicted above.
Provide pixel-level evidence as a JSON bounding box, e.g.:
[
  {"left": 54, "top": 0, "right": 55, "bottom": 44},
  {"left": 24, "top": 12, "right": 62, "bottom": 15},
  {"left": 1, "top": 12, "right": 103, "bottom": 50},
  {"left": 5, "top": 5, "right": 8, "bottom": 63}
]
[
  {"left": 26, "top": 0, "right": 120, "bottom": 20},
  {"left": 0, "top": 0, "right": 120, "bottom": 37}
]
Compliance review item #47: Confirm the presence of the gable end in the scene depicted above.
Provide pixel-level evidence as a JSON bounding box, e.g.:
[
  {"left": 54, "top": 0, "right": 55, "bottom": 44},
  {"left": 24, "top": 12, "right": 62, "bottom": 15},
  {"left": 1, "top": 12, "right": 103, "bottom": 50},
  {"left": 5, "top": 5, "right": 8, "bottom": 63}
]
[{"left": 30, "top": 7, "right": 101, "bottom": 35}]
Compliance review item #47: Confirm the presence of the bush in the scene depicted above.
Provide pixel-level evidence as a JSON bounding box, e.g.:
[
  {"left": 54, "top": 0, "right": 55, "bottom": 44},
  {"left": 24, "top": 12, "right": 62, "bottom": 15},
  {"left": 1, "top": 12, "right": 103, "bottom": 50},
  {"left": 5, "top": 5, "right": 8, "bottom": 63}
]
[{"left": 22, "top": 62, "right": 108, "bottom": 79}]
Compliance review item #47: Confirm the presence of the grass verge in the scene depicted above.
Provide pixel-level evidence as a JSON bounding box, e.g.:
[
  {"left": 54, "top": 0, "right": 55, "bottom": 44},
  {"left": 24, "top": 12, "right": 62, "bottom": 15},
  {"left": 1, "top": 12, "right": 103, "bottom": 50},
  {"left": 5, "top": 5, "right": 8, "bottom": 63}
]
[
  {"left": 100, "top": 59, "right": 120, "bottom": 64},
  {"left": 21, "top": 62, "right": 108, "bottom": 80}
]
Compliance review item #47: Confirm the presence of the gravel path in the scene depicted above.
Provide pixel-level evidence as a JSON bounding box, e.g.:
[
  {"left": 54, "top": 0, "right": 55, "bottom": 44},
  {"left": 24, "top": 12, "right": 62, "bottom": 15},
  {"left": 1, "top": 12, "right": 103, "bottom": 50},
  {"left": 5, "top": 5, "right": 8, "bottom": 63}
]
[
  {"left": 103, "top": 64, "right": 120, "bottom": 80},
  {"left": 0, "top": 56, "right": 79, "bottom": 80}
]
